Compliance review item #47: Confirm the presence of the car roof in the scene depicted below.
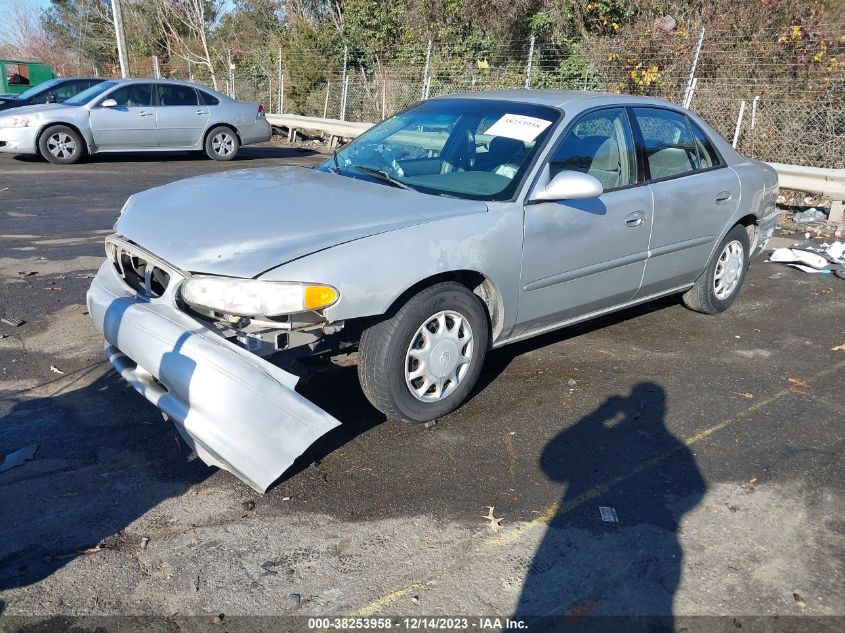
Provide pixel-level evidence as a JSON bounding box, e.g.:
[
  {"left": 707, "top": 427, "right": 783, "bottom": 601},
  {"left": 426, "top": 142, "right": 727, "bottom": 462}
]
[
  {"left": 431, "top": 89, "right": 681, "bottom": 111},
  {"left": 101, "top": 77, "right": 226, "bottom": 96}
]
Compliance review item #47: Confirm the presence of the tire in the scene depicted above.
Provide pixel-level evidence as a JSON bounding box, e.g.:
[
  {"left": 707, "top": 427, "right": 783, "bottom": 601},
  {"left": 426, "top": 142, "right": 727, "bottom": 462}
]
[
  {"left": 204, "top": 126, "right": 240, "bottom": 161},
  {"left": 358, "top": 282, "right": 489, "bottom": 422},
  {"left": 682, "top": 224, "right": 751, "bottom": 314},
  {"left": 38, "top": 125, "right": 84, "bottom": 164}
]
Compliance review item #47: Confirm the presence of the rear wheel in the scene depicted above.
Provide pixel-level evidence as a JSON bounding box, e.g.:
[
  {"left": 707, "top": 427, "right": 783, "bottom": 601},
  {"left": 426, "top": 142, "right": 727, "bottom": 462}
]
[
  {"left": 682, "top": 224, "right": 750, "bottom": 314},
  {"left": 358, "top": 282, "right": 489, "bottom": 422},
  {"left": 38, "top": 125, "right": 84, "bottom": 164},
  {"left": 205, "top": 126, "right": 239, "bottom": 161}
]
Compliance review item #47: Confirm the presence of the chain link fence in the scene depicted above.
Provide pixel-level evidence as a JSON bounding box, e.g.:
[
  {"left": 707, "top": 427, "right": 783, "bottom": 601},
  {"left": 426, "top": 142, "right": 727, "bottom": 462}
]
[{"left": 104, "top": 25, "right": 844, "bottom": 168}]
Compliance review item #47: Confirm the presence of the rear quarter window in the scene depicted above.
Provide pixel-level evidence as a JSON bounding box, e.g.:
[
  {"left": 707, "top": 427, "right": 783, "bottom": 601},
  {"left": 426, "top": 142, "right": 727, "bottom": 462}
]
[{"left": 198, "top": 90, "right": 220, "bottom": 106}]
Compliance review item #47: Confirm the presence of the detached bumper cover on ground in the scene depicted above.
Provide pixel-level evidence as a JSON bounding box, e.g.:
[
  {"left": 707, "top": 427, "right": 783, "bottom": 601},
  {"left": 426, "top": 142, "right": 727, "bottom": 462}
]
[{"left": 86, "top": 261, "right": 340, "bottom": 492}]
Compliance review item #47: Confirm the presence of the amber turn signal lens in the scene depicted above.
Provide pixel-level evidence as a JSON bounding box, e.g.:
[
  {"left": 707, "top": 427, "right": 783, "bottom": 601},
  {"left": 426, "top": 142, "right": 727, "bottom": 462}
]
[{"left": 303, "top": 285, "right": 339, "bottom": 310}]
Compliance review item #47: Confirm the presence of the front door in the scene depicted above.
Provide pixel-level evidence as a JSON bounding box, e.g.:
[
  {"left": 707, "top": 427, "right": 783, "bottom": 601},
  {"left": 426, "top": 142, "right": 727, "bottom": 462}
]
[
  {"left": 89, "top": 83, "right": 157, "bottom": 149},
  {"left": 155, "top": 83, "right": 208, "bottom": 147},
  {"left": 516, "top": 107, "right": 652, "bottom": 336},
  {"left": 630, "top": 107, "right": 741, "bottom": 296}
]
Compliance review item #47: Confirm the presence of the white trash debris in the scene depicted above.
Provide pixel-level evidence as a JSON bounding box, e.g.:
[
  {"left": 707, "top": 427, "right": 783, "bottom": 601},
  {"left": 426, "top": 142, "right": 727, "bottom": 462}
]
[
  {"left": 767, "top": 242, "right": 845, "bottom": 279},
  {"left": 792, "top": 208, "right": 827, "bottom": 224},
  {"left": 0, "top": 444, "right": 38, "bottom": 473},
  {"left": 599, "top": 506, "right": 619, "bottom": 523}
]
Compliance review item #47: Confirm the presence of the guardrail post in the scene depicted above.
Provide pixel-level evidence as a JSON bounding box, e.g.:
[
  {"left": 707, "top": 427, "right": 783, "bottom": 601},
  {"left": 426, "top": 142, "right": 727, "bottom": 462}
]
[
  {"left": 524, "top": 35, "right": 535, "bottom": 89},
  {"left": 422, "top": 39, "right": 432, "bottom": 99}
]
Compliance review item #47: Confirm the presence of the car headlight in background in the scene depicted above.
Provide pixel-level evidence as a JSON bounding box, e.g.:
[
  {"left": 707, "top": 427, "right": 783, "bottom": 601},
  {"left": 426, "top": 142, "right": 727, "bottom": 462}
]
[
  {"left": 180, "top": 276, "right": 339, "bottom": 317},
  {"left": 0, "top": 115, "right": 30, "bottom": 128}
]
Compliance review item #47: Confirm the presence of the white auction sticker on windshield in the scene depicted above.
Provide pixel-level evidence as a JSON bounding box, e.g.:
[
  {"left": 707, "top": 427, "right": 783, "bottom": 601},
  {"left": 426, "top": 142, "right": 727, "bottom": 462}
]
[{"left": 485, "top": 114, "right": 552, "bottom": 142}]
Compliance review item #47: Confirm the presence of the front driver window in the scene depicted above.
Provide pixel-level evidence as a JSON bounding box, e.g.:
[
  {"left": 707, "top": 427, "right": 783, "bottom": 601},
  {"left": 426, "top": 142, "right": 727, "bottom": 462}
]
[
  {"left": 549, "top": 107, "right": 637, "bottom": 191},
  {"left": 105, "top": 84, "right": 153, "bottom": 107}
]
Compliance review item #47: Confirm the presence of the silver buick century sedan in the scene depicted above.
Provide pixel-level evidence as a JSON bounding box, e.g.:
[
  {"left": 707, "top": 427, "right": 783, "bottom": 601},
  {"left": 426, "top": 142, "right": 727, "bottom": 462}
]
[
  {"left": 87, "top": 90, "right": 779, "bottom": 491},
  {"left": 0, "top": 78, "right": 271, "bottom": 163}
]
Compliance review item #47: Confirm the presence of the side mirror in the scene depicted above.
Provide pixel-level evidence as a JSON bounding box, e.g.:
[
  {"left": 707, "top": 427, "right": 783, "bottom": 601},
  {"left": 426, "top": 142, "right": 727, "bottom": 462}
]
[
  {"left": 531, "top": 170, "right": 604, "bottom": 202},
  {"left": 101, "top": 98, "right": 117, "bottom": 108},
  {"left": 46, "top": 93, "right": 57, "bottom": 103}
]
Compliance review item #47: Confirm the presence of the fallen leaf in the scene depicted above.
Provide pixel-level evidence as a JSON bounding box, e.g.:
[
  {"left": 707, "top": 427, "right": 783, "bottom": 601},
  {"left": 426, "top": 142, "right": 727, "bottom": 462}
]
[
  {"left": 793, "top": 592, "right": 806, "bottom": 609},
  {"left": 49, "top": 365, "right": 64, "bottom": 375},
  {"left": 482, "top": 506, "right": 504, "bottom": 533},
  {"left": 787, "top": 377, "right": 811, "bottom": 391},
  {"left": 190, "top": 528, "right": 199, "bottom": 544},
  {"left": 832, "top": 343, "right": 845, "bottom": 351},
  {"left": 749, "top": 477, "right": 758, "bottom": 485},
  {"left": 734, "top": 392, "right": 754, "bottom": 399},
  {"left": 43, "top": 286, "right": 63, "bottom": 291}
]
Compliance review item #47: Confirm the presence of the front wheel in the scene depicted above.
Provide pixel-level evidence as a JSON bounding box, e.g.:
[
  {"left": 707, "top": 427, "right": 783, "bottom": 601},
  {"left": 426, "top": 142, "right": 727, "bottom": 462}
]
[
  {"left": 38, "top": 125, "right": 84, "bottom": 164},
  {"left": 357, "top": 282, "right": 489, "bottom": 422},
  {"left": 204, "top": 126, "right": 240, "bottom": 161},
  {"left": 682, "top": 224, "right": 750, "bottom": 314}
]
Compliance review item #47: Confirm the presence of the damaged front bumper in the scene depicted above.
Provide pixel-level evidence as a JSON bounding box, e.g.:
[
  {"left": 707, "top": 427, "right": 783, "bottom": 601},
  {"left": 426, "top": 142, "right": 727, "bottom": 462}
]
[{"left": 86, "top": 255, "right": 340, "bottom": 493}]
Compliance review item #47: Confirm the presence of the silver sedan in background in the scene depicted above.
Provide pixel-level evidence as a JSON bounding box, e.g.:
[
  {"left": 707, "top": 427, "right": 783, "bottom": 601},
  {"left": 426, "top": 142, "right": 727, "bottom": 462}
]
[{"left": 0, "top": 78, "right": 271, "bottom": 164}]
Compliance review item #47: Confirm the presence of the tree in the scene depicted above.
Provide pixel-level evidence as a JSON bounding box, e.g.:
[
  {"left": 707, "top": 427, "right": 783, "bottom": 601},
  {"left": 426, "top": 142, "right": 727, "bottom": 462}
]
[{"left": 152, "top": 0, "right": 221, "bottom": 89}]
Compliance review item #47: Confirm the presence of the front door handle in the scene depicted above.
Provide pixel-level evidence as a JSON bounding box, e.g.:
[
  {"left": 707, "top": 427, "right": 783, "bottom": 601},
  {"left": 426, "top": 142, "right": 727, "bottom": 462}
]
[
  {"left": 715, "top": 191, "right": 732, "bottom": 204},
  {"left": 625, "top": 211, "right": 646, "bottom": 227},
  {"left": 139, "top": 111, "right": 153, "bottom": 117}
]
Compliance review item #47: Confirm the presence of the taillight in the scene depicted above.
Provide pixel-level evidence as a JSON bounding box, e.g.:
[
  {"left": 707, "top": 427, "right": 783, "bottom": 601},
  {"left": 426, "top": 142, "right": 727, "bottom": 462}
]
[{"left": 257, "top": 104, "right": 265, "bottom": 118}]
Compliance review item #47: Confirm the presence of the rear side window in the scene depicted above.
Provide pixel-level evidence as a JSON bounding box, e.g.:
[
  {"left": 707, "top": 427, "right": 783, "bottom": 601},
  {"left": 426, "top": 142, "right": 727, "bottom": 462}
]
[
  {"left": 157, "top": 84, "right": 199, "bottom": 106},
  {"left": 198, "top": 90, "right": 220, "bottom": 106},
  {"left": 689, "top": 120, "right": 723, "bottom": 169},
  {"left": 106, "top": 84, "right": 153, "bottom": 107},
  {"left": 632, "top": 107, "right": 699, "bottom": 180}
]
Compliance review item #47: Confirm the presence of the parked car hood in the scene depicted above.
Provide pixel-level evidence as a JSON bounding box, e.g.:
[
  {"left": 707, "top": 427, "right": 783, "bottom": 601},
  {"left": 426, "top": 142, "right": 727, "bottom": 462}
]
[
  {"left": 0, "top": 103, "right": 66, "bottom": 118},
  {"left": 115, "top": 166, "right": 488, "bottom": 278}
]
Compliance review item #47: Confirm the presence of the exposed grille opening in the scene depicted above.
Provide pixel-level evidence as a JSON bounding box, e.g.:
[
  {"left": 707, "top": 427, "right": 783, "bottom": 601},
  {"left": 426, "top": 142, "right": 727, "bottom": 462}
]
[{"left": 108, "top": 243, "right": 172, "bottom": 298}]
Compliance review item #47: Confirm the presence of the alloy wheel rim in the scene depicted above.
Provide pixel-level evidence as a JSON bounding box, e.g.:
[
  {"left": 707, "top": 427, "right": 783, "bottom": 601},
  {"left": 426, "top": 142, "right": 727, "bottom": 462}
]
[
  {"left": 404, "top": 310, "right": 474, "bottom": 402},
  {"left": 713, "top": 240, "right": 745, "bottom": 299},
  {"left": 47, "top": 132, "right": 77, "bottom": 159},
  {"left": 212, "top": 133, "right": 234, "bottom": 156}
]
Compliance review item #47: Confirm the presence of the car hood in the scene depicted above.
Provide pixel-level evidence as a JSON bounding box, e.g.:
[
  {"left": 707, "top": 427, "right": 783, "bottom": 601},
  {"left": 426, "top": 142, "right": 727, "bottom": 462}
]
[
  {"left": 115, "top": 166, "right": 488, "bottom": 278},
  {"left": 0, "top": 103, "right": 67, "bottom": 118}
]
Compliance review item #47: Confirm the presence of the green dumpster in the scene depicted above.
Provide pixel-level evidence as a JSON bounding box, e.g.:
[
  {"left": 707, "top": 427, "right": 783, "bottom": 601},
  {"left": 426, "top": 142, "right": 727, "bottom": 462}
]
[{"left": 1, "top": 60, "right": 55, "bottom": 96}]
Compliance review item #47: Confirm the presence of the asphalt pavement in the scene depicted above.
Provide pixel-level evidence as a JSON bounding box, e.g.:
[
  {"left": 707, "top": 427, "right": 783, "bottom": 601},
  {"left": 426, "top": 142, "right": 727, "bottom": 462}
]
[{"left": 0, "top": 145, "right": 844, "bottom": 630}]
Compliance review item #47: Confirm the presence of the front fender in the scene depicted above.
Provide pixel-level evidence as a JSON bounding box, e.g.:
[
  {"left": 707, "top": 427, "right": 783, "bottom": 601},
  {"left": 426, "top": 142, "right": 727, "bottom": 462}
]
[{"left": 260, "top": 202, "right": 524, "bottom": 343}]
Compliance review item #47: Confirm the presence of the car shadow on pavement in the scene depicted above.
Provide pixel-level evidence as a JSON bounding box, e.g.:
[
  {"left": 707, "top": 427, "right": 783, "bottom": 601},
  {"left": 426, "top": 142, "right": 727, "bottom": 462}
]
[
  {"left": 476, "top": 295, "right": 680, "bottom": 396},
  {"left": 512, "top": 382, "right": 706, "bottom": 631},
  {"left": 0, "top": 368, "right": 211, "bottom": 591}
]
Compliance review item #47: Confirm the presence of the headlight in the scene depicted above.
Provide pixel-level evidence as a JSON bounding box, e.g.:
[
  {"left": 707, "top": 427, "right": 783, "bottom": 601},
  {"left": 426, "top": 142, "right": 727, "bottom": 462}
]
[
  {"left": 0, "top": 115, "right": 30, "bottom": 128},
  {"left": 180, "top": 276, "right": 339, "bottom": 317}
]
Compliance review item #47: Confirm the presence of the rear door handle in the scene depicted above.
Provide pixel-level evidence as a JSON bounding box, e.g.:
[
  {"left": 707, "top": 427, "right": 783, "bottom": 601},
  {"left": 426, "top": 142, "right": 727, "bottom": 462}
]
[
  {"left": 139, "top": 111, "right": 153, "bottom": 117},
  {"left": 196, "top": 109, "right": 209, "bottom": 115},
  {"left": 625, "top": 211, "right": 646, "bottom": 227},
  {"left": 715, "top": 191, "right": 732, "bottom": 204}
]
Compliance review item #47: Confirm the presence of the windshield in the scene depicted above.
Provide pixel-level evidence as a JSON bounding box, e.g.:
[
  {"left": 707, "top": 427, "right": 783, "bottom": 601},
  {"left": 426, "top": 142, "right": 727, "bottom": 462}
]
[
  {"left": 320, "top": 98, "right": 561, "bottom": 201},
  {"left": 18, "top": 78, "right": 63, "bottom": 99},
  {"left": 64, "top": 80, "right": 118, "bottom": 106}
]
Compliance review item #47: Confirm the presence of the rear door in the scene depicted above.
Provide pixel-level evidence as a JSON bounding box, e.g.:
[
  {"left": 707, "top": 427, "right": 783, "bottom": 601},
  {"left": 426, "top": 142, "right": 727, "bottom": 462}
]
[
  {"left": 631, "top": 106, "right": 741, "bottom": 296},
  {"left": 155, "top": 83, "right": 208, "bottom": 147},
  {"left": 89, "top": 83, "right": 157, "bottom": 149}
]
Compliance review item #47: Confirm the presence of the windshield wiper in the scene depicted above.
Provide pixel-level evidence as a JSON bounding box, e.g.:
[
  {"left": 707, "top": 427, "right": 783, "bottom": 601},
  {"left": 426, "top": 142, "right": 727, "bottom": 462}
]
[
  {"left": 329, "top": 149, "right": 341, "bottom": 174},
  {"left": 353, "top": 165, "right": 418, "bottom": 192}
]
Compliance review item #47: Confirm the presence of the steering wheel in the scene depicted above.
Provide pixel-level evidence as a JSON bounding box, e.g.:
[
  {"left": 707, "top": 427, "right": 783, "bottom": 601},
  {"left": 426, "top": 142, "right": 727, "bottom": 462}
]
[{"left": 373, "top": 144, "right": 405, "bottom": 177}]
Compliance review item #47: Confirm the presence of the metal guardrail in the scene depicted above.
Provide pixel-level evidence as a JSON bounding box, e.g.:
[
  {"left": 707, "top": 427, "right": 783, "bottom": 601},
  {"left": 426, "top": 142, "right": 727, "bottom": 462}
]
[
  {"left": 767, "top": 162, "right": 845, "bottom": 222},
  {"left": 265, "top": 113, "right": 371, "bottom": 145}
]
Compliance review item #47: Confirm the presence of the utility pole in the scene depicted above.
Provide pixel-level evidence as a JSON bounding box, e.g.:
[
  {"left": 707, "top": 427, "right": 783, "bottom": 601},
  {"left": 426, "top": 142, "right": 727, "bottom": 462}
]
[{"left": 111, "top": 0, "right": 130, "bottom": 78}]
